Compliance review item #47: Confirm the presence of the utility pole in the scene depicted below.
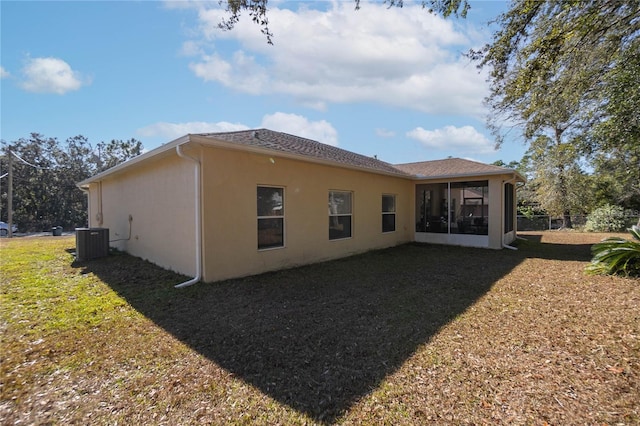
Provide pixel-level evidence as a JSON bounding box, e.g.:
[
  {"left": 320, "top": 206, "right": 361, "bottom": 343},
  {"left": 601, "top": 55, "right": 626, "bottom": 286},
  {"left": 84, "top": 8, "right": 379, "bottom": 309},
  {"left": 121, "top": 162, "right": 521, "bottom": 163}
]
[{"left": 8, "top": 149, "right": 13, "bottom": 238}]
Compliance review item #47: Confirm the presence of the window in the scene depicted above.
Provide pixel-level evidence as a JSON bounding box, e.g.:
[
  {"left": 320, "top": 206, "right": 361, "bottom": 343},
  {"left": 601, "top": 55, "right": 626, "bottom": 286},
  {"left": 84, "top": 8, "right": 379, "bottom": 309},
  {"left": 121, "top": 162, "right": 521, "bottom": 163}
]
[
  {"left": 329, "top": 191, "right": 352, "bottom": 240},
  {"left": 257, "top": 186, "right": 284, "bottom": 250},
  {"left": 382, "top": 194, "right": 396, "bottom": 233},
  {"left": 504, "top": 183, "right": 514, "bottom": 233}
]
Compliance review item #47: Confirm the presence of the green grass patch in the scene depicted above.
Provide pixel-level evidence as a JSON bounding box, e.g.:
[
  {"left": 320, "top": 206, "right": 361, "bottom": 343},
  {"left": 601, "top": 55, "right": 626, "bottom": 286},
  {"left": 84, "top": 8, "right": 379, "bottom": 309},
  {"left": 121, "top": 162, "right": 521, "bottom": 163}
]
[
  {"left": 1, "top": 239, "right": 135, "bottom": 335},
  {"left": 1, "top": 233, "right": 639, "bottom": 425}
]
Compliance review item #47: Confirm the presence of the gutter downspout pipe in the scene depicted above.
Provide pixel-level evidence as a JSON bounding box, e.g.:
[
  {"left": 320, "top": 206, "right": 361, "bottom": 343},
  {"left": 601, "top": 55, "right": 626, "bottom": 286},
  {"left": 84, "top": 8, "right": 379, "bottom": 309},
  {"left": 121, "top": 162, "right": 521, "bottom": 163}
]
[
  {"left": 502, "top": 175, "right": 518, "bottom": 250},
  {"left": 175, "top": 142, "right": 202, "bottom": 288}
]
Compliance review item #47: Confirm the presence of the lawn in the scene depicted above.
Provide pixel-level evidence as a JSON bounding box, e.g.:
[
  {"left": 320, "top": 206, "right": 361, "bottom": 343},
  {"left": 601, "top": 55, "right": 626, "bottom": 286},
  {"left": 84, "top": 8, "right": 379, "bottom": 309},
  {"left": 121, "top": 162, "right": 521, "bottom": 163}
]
[{"left": 1, "top": 232, "right": 638, "bottom": 425}]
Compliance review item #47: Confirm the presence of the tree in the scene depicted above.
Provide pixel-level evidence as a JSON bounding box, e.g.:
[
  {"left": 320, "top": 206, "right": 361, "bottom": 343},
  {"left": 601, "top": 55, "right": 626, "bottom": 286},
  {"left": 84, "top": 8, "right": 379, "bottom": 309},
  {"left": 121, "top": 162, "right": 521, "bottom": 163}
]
[
  {"left": 96, "top": 138, "right": 144, "bottom": 172},
  {"left": 491, "top": 159, "right": 521, "bottom": 170},
  {"left": 54, "top": 135, "right": 99, "bottom": 229},
  {"left": 0, "top": 135, "right": 143, "bottom": 232},
  {"left": 473, "top": 0, "right": 640, "bottom": 227},
  {"left": 219, "top": 0, "right": 469, "bottom": 44},
  {"left": 1, "top": 134, "right": 60, "bottom": 232},
  {"left": 589, "top": 43, "right": 640, "bottom": 210},
  {"left": 524, "top": 135, "right": 592, "bottom": 226}
]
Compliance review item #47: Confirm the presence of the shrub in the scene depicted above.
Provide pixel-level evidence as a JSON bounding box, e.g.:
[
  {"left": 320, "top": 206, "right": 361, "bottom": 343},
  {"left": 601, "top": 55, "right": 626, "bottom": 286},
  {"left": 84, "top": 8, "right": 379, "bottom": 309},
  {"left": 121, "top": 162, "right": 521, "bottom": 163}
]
[
  {"left": 586, "top": 226, "right": 640, "bottom": 277},
  {"left": 585, "top": 204, "right": 626, "bottom": 232}
]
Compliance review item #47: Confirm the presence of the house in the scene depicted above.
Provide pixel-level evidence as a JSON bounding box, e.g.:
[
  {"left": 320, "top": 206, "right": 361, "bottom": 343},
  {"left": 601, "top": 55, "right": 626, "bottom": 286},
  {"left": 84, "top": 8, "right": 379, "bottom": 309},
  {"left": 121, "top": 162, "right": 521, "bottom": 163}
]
[{"left": 77, "top": 129, "right": 524, "bottom": 286}]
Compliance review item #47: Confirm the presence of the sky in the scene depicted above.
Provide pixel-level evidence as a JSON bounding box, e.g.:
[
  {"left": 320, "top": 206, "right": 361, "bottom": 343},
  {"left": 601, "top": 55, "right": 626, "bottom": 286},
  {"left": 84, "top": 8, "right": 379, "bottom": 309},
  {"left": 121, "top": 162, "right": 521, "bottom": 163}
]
[{"left": 0, "top": 0, "right": 526, "bottom": 166}]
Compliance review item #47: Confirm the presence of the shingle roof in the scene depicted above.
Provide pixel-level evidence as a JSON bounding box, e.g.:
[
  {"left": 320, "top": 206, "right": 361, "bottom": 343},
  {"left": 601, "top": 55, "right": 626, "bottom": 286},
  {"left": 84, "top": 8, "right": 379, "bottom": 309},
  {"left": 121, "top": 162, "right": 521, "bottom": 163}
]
[
  {"left": 78, "top": 129, "right": 523, "bottom": 188},
  {"left": 197, "top": 129, "right": 409, "bottom": 176},
  {"left": 393, "top": 158, "right": 517, "bottom": 178}
]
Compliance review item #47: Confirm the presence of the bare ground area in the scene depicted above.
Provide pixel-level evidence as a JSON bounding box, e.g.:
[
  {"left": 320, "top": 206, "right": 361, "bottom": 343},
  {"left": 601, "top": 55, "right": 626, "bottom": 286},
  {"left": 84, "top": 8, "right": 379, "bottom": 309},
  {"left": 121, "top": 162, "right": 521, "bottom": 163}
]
[{"left": 1, "top": 231, "right": 638, "bottom": 425}]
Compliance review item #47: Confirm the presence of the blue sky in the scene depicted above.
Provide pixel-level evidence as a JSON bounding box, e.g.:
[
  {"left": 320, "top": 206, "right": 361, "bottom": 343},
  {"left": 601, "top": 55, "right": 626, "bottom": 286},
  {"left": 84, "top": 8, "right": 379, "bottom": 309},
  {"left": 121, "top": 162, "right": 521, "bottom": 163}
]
[{"left": 1, "top": 0, "right": 526, "bottom": 165}]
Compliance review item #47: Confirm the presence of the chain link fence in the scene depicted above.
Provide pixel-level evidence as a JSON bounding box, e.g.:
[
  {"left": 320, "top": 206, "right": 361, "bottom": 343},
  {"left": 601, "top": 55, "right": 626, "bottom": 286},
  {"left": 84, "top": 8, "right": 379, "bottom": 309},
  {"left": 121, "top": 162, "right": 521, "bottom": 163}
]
[{"left": 517, "top": 215, "right": 640, "bottom": 231}]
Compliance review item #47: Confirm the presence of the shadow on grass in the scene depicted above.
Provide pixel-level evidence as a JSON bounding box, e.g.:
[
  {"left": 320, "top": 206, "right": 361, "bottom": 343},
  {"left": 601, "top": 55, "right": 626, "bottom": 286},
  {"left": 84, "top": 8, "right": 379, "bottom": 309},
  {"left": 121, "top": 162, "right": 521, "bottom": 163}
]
[
  {"left": 70, "top": 237, "right": 585, "bottom": 423},
  {"left": 516, "top": 233, "right": 596, "bottom": 262}
]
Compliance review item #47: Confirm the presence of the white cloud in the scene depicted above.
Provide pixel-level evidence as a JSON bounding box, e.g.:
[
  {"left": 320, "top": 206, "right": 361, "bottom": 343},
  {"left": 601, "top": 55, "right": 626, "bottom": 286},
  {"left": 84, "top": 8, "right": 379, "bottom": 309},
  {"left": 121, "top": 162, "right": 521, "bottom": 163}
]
[
  {"left": 20, "top": 57, "right": 88, "bottom": 94},
  {"left": 407, "top": 125, "right": 495, "bottom": 154},
  {"left": 136, "top": 113, "right": 337, "bottom": 145},
  {"left": 376, "top": 128, "right": 396, "bottom": 138},
  {"left": 260, "top": 112, "right": 338, "bottom": 146},
  {"left": 0, "top": 66, "right": 9, "bottom": 79},
  {"left": 183, "top": 2, "right": 488, "bottom": 116},
  {"left": 189, "top": 51, "right": 269, "bottom": 95},
  {"left": 137, "top": 120, "right": 250, "bottom": 139},
  {"left": 180, "top": 40, "right": 204, "bottom": 56}
]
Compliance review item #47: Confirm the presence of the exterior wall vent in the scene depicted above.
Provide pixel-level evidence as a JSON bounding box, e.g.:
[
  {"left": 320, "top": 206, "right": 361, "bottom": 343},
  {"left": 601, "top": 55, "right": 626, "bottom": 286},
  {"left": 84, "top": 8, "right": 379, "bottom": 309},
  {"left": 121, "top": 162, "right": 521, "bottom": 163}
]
[{"left": 75, "top": 228, "right": 109, "bottom": 261}]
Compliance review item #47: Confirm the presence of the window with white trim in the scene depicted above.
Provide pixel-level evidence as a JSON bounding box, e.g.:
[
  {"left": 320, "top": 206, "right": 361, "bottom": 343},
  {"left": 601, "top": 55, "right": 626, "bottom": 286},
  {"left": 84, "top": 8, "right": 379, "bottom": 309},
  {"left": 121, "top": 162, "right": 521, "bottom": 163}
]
[
  {"left": 329, "top": 190, "right": 352, "bottom": 240},
  {"left": 382, "top": 194, "right": 396, "bottom": 233},
  {"left": 257, "top": 186, "right": 284, "bottom": 250}
]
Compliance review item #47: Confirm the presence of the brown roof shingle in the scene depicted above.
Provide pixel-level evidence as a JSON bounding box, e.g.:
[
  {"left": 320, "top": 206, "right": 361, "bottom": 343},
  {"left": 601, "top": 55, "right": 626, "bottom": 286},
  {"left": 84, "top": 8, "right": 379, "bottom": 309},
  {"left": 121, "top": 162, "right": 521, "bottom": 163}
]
[
  {"left": 79, "top": 129, "right": 524, "bottom": 188},
  {"left": 198, "top": 129, "right": 409, "bottom": 176},
  {"left": 393, "top": 158, "right": 516, "bottom": 178}
]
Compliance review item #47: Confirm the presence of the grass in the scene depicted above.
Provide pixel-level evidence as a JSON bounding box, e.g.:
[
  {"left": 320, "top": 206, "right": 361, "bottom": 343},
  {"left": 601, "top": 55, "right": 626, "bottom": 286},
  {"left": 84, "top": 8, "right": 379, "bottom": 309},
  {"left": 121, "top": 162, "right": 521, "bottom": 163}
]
[{"left": 1, "top": 232, "right": 639, "bottom": 425}]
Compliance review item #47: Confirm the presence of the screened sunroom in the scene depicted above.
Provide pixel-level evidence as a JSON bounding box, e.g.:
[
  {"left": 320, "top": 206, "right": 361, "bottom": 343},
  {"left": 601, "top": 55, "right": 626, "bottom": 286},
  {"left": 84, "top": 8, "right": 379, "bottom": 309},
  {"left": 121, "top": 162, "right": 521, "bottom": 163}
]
[
  {"left": 415, "top": 180, "right": 489, "bottom": 235},
  {"left": 411, "top": 177, "right": 519, "bottom": 249}
]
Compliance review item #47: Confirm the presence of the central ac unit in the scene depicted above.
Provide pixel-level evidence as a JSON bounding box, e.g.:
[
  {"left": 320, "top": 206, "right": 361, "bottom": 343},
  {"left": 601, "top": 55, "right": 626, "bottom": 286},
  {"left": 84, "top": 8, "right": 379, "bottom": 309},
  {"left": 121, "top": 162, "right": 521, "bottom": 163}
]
[{"left": 76, "top": 228, "right": 109, "bottom": 261}]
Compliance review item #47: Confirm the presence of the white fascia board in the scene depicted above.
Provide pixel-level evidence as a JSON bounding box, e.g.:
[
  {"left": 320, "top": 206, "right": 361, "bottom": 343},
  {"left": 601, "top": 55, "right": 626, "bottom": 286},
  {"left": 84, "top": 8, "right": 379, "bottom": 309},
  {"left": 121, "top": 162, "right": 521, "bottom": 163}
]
[{"left": 412, "top": 170, "right": 526, "bottom": 183}]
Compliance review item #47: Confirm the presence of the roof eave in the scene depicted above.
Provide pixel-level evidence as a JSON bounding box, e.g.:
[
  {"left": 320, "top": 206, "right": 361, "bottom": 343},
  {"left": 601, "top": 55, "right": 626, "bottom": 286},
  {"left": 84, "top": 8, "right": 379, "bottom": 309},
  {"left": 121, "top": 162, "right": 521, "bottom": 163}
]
[
  {"left": 77, "top": 132, "right": 525, "bottom": 188},
  {"left": 411, "top": 169, "right": 526, "bottom": 182},
  {"left": 189, "top": 134, "right": 412, "bottom": 179}
]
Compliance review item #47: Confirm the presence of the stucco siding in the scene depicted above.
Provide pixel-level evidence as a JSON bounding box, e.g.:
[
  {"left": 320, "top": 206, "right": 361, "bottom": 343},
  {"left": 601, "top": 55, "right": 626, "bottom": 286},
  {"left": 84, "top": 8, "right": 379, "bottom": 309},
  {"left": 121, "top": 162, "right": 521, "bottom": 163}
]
[
  {"left": 88, "top": 155, "right": 197, "bottom": 276},
  {"left": 201, "top": 147, "right": 413, "bottom": 282},
  {"left": 80, "top": 134, "right": 523, "bottom": 284}
]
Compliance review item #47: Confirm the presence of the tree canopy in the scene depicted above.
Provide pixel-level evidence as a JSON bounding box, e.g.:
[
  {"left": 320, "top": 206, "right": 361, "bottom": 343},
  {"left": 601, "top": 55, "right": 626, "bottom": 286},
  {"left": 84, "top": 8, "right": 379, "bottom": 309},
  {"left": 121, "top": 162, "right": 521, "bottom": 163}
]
[
  {"left": 0, "top": 134, "right": 143, "bottom": 232},
  {"left": 473, "top": 0, "right": 640, "bottom": 223},
  {"left": 477, "top": 0, "right": 639, "bottom": 144},
  {"left": 589, "top": 44, "right": 640, "bottom": 209}
]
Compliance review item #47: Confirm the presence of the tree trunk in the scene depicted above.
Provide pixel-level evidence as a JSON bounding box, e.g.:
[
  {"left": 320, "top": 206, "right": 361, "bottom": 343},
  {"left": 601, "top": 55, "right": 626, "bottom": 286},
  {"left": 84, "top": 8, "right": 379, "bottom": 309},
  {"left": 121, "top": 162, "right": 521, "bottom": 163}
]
[
  {"left": 563, "top": 210, "right": 573, "bottom": 229},
  {"left": 555, "top": 127, "right": 573, "bottom": 229}
]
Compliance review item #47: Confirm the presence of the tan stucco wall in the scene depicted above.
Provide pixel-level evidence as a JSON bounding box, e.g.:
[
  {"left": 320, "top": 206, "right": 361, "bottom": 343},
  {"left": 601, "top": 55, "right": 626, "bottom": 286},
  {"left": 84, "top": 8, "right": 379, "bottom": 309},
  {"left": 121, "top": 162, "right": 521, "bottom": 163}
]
[
  {"left": 84, "top": 142, "right": 521, "bottom": 283},
  {"left": 87, "top": 154, "right": 197, "bottom": 276},
  {"left": 200, "top": 147, "right": 413, "bottom": 282}
]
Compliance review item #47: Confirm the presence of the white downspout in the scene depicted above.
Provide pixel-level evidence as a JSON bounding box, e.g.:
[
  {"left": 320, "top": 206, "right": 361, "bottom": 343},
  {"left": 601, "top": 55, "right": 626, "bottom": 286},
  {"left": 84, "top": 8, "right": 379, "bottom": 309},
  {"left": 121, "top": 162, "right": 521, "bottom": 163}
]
[
  {"left": 502, "top": 175, "right": 518, "bottom": 250},
  {"left": 175, "top": 143, "right": 202, "bottom": 288},
  {"left": 97, "top": 181, "right": 103, "bottom": 226}
]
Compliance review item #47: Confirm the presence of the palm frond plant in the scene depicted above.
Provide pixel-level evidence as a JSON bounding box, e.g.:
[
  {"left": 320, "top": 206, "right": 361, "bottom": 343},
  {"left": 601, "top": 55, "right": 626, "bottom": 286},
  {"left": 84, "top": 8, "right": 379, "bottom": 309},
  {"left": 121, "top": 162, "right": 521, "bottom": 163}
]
[{"left": 586, "top": 226, "right": 640, "bottom": 277}]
